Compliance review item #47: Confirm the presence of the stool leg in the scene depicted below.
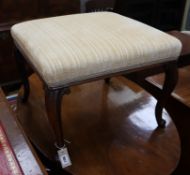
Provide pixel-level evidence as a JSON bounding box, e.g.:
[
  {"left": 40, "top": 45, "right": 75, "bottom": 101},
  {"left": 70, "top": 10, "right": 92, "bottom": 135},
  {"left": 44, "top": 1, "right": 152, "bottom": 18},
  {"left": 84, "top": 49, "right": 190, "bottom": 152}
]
[
  {"left": 155, "top": 62, "right": 178, "bottom": 128},
  {"left": 45, "top": 87, "right": 69, "bottom": 148},
  {"left": 15, "top": 48, "right": 30, "bottom": 103}
]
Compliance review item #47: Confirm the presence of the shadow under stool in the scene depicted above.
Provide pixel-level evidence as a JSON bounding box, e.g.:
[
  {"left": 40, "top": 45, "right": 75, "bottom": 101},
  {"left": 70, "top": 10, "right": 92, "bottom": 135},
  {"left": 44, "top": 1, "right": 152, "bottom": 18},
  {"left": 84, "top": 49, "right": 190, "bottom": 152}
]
[{"left": 11, "top": 12, "right": 181, "bottom": 172}]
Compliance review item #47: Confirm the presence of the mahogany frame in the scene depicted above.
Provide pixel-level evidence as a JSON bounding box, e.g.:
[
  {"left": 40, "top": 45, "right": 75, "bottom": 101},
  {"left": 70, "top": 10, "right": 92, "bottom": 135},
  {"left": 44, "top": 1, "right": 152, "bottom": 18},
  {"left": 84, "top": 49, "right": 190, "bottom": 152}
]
[{"left": 15, "top": 47, "right": 178, "bottom": 171}]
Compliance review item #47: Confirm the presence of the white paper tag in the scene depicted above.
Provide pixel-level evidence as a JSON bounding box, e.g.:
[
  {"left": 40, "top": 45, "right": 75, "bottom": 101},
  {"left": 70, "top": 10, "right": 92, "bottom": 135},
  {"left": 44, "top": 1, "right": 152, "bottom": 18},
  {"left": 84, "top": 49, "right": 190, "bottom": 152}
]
[{"left": 58, "top": 147, "right": 72, "bottom": 169}]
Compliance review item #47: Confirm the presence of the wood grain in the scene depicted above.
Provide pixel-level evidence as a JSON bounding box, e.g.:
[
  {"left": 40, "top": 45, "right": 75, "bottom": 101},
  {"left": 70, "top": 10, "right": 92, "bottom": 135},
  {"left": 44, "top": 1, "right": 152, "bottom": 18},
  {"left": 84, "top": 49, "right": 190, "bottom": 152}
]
[
  {"left": 148, "top": 66, "right": 190, "bottom": 107},
  {"left": 0, "top": 88, "right": 47, "bottom": 175},
  {"left": 17, "top": 74, "right": 180, "bottom": 175}
]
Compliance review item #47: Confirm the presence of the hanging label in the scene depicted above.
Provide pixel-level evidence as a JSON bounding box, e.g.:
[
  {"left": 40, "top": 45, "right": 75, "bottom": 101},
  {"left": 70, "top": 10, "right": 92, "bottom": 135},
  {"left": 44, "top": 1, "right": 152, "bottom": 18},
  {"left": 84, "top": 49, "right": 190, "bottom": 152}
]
[{"left": 58, "top": 147, "right": 72, "bottom": 169}]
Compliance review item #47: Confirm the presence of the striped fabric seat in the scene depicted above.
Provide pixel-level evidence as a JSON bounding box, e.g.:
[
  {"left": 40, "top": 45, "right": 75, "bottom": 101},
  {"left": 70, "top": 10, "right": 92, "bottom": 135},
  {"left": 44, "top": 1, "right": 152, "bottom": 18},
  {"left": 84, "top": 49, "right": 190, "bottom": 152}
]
[{"left": 11, "top": 12, "right": 181, "bottom": 87}]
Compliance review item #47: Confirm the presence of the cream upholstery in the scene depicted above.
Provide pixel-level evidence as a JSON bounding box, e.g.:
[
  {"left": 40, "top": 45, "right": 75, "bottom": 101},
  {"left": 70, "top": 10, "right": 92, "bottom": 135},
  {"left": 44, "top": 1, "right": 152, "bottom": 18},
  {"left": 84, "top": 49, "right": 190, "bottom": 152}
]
[{"left": 11, "top": 12, "right": 182, "bottom": 87}]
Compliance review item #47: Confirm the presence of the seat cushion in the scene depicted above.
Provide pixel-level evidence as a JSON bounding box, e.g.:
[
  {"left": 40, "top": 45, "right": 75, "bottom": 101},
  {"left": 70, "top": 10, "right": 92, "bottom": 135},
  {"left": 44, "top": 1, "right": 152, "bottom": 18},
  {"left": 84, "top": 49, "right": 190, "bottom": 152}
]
[
  {"left": 11, "top": 12, "right": 182, "bottom": 87},
  {"left": 168, "top": 30, "right": 190, "bottom": 56}
]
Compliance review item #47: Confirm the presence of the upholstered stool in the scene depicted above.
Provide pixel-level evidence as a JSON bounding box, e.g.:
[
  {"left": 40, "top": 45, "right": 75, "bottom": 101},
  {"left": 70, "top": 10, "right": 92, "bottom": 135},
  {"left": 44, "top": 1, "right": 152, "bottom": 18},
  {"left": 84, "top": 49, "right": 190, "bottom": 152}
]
[{"left": 11, "top": 12, "right": 181, "bottom": 164}]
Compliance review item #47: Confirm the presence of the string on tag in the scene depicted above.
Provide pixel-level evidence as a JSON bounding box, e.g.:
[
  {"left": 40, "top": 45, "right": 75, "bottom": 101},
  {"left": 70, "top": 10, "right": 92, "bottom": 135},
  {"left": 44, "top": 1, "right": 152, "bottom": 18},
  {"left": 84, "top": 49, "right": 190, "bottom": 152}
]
[{"left": 54, "top": 139, "right": 71, "bottom": 150}]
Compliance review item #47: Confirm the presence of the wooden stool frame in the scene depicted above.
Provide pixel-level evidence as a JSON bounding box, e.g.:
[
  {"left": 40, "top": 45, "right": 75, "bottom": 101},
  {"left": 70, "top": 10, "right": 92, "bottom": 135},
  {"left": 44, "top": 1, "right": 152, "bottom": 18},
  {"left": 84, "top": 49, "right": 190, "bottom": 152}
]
[{"left": 15, "top": 47, "right": 178, "bottom": 168}]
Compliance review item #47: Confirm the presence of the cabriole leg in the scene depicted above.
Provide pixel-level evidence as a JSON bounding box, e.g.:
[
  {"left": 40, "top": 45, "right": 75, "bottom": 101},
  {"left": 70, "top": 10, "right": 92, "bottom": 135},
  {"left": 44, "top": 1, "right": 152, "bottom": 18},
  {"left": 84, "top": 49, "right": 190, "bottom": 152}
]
[
  {"left": 45, "top": 87, "right": 66, "bottom": 148},
  {"left": 155, "top": 62, "right": 178, "bottom": 128}
]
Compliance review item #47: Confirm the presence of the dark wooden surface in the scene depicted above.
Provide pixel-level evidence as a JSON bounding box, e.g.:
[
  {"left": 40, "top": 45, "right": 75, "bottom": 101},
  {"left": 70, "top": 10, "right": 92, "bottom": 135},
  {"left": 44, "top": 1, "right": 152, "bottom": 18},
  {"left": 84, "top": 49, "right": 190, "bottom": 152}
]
[
  {"left": 0, "top": 31, "right": 19, "bottom": 86},
  {"left": 148, "top": 66, "right": 190, "bottom": 107},
  {"left": 0, "top": 88, "right": 47, "bottom": 175},
  {"left": 168, "top": 95, "right": 190, "bottom": 175},
  {"left": 17, "top": 74, "right": 180, "bottom": 175},
  {"left": 114, "top": 0, "right": 186, "bottom": 31},
  {"left": 0, "top": 0, "right": 80, "bottom": 23},
  {"left": 85, "top": 0, "right": 115, "bottom": 12},
  {"left": 146, "top": 65, "right": 190, "bottom": 175}
]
